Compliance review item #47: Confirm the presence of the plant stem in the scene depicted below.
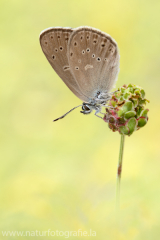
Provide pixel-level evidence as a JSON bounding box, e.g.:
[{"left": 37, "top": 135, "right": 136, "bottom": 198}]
[{"left": 116, "top": 134, "right": 125, "bottom": 212}]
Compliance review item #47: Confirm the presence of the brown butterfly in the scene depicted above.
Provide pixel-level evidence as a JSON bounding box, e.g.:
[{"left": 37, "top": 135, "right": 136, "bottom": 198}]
[{"left": 40, "top": 26, "right": 120, "bottom": 121}]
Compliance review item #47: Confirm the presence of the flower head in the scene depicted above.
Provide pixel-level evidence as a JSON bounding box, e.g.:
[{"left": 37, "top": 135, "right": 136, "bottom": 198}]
[{"left": 103, "top": 84, "right": 149, "bottom": 136}]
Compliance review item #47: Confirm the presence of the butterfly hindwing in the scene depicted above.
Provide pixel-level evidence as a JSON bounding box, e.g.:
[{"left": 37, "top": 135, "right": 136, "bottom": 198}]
[{"left": 68, "top": 26, "right": 120, "bottom": 99}]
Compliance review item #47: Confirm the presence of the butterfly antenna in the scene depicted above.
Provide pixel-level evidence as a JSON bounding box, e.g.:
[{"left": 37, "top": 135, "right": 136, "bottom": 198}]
[{"left": 53, "top": 105, "right": 82, "bottom": 122}]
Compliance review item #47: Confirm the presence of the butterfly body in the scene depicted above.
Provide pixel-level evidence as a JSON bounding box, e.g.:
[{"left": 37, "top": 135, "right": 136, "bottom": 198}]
[{"left": 40, "top": 26, "right": 120, "bottom": 121}]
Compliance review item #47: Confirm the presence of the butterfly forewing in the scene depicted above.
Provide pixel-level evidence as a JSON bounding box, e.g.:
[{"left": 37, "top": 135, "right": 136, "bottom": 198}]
[
  {"left": 39, "top": 27, "right": 89, "bottom": 102},
  {"left": 68, "top": 26, "right": 120, "bottom": 99}
]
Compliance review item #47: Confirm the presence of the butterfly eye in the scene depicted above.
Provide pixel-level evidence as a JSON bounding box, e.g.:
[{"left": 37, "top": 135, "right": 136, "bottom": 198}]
[
  {"left": 52, "top": 55, "right": 56, "bottom": 60},
  {"left": 75, "top": 66, "right": 79, "bottom": 70},
  {"left": 59, "top": 46, "right": 63, "bottom": 51},
  {"left": 82, "top": 105, "right": 90, "bottom": 111},
  {"left": 82, "top": 50, "right": 85, "bottom": 54},
  {"left": 93, "top": 39, "right": 97, "bottom": 44},
  {"left": 92, "top": 54, "right": 95, "bottom": 58},
  {"left": 86, "top": 48, "right": 90, "bottom": 52},
  {"left": 97, "top": 57, "right": 101, "bottom": 62},
  {"left": 70, "top": 52, "right": 73, "bottom": 57},
  {"left": 101, "top": 43, "right": 105, "bottom": 47},
  {"left": 55, "top": 48, "right": 58, "bottom": 52},
  {"left": 86, "top": 35, "right": 90, "bottom": 39},
  {"left": 74, "top": 42, "right": 77, "bottom": 46}
]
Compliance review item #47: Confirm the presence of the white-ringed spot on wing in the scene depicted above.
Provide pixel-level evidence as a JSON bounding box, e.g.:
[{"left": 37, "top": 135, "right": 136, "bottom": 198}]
[
  {"left": 109, "top": 45, "right": 115, "bottom": 54},
  {"left": 63, "top": 66, "right": 70, "bottom": 71},
  {"left": 85, "top": 64, "right": 93, "bottom": 71}
]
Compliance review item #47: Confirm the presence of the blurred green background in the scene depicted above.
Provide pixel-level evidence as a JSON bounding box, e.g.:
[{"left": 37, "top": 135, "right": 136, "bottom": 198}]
[{"left": 0, "top": 0, "right": 160, "bottom": 239}]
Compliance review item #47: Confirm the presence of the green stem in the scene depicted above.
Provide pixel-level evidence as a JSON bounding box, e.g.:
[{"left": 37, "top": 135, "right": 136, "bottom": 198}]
[{"left": 116, "top": 134, "right": 125, "bottom": 212}]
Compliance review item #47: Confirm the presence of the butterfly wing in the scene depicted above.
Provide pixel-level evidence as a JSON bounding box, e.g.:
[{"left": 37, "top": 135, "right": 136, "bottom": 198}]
[
  {"left": 68, "top": 26, "right": 120, "bottom": 100},
  {"left": 39, "top": 27, "right": 89, "bottom": 102}
]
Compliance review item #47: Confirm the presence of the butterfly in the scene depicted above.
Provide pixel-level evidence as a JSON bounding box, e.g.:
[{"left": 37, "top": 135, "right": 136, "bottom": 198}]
[{"left": 39, "top": 26, "right": 120, "bottom": 121}]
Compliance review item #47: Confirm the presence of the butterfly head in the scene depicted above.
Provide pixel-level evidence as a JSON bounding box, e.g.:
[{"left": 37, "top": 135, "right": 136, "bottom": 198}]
[{"left": 80, "top": 102, "right": 102, "bottom": 115}]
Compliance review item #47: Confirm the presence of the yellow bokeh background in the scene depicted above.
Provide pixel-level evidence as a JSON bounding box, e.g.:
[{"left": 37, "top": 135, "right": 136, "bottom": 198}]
[{"left": 0, "top": 0, "right": 160, "bottom": 239}]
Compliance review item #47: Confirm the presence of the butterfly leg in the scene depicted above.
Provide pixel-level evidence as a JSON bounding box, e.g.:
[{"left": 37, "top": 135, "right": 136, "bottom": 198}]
[
  {"left": 102, "top": 104, "right": 115, "bottom": 109},
  {"left": 95, "top": 114, "right": 103, "bottom": 119},
  {"left": 94, "top": 108, "right": 103, "bottom": 119}
]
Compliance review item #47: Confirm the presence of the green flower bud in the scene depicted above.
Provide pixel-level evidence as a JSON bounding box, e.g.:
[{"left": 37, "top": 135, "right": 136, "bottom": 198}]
[
  {"left": 124, "top": 111, "right": 136, "bottom": 119},
  {"left": 138, "top": 118, "right": 147, "bottom": 127}
]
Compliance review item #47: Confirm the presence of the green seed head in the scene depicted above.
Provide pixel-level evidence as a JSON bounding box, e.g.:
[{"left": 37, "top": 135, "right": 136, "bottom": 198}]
[{"left": 103, "top": 84, "right": 149, "bottom": 136}]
